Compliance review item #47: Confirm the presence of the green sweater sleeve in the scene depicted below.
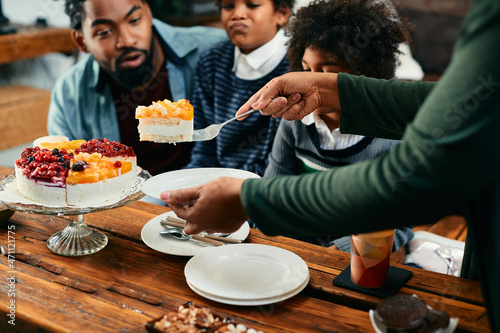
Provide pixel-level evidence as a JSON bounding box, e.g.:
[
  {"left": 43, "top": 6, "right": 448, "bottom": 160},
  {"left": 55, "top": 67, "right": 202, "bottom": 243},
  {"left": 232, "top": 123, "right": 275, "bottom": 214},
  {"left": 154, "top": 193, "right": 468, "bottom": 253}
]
[
  {"left": 338, "top": 75, "right": 435, "bottom": 140},
  {"left": 241, "top": 0, "right": 500, "bottom": 239}
]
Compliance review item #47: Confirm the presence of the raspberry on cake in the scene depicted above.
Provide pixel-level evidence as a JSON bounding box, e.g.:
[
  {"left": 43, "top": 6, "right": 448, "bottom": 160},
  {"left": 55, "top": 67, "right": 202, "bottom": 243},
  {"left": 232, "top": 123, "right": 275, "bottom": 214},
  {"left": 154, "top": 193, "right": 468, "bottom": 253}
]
[
  {"left": 135, "top": 99, "right": 194, "bottom": 143},
  {"left": 15, "top": 139, "right": 138, "bottom": 206},
  {"left": 15, "top": 147, "right": 73, "bottom": 206},
  {"left": 75, "top": 138, "right": 137, "bottom": 172}
]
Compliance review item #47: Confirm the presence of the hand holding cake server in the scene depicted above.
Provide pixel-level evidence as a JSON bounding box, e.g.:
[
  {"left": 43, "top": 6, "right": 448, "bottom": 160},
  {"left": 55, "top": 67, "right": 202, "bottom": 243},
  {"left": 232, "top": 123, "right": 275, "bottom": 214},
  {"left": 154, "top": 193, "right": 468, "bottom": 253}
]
[{"left": 161, "top": 71, "right": 341, "bottom": 235}]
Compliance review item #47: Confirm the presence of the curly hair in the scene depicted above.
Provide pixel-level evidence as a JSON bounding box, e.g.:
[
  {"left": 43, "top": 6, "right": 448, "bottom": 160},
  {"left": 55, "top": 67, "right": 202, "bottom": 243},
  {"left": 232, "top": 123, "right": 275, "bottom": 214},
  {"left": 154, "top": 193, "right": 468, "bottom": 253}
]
[
  {"left": 64, "top": 0, "right": 146, "bottom": 30},
  {"left": 214, "top": 0, "right": 296, "bottom": 13},
  {"left": 286, "top": 0, "right": 411, "bottom": 79}
]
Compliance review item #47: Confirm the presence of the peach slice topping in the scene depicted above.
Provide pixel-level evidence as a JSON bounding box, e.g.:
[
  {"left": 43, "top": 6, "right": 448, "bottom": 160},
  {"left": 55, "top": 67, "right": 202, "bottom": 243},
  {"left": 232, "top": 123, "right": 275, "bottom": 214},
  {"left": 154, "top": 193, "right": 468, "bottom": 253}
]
[
  {"left": 135, "top": 99, "right": 194, "bottom": 121},
  {"left": 66, "top": 153, "right": 132, "bottom": 185},
  {"left": 39, "top": 140, "right": 87, "bottom": 153}
]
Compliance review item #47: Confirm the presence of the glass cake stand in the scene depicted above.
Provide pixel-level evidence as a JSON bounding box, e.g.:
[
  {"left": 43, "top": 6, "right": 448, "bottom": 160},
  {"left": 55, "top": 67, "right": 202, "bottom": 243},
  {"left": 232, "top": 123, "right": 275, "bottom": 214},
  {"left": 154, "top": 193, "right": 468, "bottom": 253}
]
[{"left": 0, "top": 169, "right": 151, "bottom": 256}]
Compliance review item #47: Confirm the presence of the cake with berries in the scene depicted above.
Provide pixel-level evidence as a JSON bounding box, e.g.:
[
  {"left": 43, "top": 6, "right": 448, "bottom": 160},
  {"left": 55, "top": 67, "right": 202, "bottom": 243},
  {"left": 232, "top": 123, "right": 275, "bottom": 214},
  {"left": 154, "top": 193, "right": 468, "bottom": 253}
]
[
  {"left": 15, "top": 139, "right": 137, "bottom": 206},
  {"left": 135, "top": 99, "right": 194, "bottom": 143}
]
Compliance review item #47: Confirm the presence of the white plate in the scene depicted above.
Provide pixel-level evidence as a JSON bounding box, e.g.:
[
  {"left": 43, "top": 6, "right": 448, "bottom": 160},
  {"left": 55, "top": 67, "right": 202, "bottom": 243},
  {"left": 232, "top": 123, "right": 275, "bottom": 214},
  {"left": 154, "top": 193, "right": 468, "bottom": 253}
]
[
  {"left": 141, "top": 168, "right": 260, "bottom": 199},
  {"left": 186, "top": 276, "right": 309, "bottom": 306},
  {"left": 184, "top": 244, "right": 309, "bottom": 301},
  {"left": 141, "top": 211, "right": 250, "bottom": 256}
]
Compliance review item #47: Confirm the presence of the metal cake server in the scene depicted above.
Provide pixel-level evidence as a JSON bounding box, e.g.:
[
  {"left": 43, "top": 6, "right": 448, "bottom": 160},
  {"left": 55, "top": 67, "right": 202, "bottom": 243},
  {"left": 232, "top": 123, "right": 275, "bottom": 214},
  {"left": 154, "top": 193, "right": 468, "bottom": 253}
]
[{"left": 190, "top": 109, "right": 259, "bottom": 142}]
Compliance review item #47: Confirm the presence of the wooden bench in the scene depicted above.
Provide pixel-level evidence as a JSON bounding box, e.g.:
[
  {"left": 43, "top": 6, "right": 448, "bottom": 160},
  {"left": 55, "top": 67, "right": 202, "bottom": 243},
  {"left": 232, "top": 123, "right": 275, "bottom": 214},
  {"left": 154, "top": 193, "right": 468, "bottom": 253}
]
[{"left": 0, "top": 85, "right": 51, "bottom": 150}]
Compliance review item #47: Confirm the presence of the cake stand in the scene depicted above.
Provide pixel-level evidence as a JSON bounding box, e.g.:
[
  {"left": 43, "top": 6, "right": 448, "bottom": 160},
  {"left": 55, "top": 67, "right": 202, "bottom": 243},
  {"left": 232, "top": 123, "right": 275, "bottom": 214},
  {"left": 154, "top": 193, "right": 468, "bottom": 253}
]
[{"left": 0, "top": 168, "right": 151, "bottom": 256}]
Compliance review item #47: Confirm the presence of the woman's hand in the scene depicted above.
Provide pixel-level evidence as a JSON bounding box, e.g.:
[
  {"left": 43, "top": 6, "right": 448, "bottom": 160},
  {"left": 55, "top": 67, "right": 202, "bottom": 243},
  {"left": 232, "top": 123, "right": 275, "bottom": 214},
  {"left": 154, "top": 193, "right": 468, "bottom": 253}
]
[
  {"left": 160, "top": 177, "right": 248, "bottom": 235},
  {"left": 236, "top": 72, "right": 341, "bottom": 121}
]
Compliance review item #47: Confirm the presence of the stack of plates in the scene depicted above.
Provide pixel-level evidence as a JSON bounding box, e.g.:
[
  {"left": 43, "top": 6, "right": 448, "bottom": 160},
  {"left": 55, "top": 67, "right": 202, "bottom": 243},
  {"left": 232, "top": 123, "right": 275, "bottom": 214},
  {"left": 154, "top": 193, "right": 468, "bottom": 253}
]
[{"left": 184, "top": 244, "right": 310, "bottom": 306}]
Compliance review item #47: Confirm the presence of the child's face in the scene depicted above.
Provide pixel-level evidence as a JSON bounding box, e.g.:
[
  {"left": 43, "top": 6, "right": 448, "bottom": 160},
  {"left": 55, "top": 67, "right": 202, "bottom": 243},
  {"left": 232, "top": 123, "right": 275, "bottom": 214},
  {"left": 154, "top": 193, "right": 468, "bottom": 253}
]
[
  {"left": 302, "top": 47, "right": 348, "bottom": 119},
  {"left": 220, "top": 0, "right": 290, "bottom": 54},
  {"left": 301, "top": 47, "right": 348, "bottom": 75}
]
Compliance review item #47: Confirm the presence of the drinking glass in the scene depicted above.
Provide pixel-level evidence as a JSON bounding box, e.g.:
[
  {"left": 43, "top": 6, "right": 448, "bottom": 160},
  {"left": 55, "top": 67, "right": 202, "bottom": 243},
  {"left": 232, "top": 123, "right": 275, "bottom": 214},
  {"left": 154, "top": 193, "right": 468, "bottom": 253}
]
[{"left": 350, "top": 229, "right": 395, "bottom": 288}]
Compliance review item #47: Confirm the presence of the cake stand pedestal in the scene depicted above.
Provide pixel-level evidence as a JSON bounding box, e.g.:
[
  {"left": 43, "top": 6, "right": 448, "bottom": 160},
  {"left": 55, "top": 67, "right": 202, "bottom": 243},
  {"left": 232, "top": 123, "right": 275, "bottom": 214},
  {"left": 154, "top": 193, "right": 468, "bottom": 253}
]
[
  {"left": 0, "top": 168, "right": 151, "bottom": 256},
  {"left": 46, "top": 214, "right": 108, "bottom": 256}
]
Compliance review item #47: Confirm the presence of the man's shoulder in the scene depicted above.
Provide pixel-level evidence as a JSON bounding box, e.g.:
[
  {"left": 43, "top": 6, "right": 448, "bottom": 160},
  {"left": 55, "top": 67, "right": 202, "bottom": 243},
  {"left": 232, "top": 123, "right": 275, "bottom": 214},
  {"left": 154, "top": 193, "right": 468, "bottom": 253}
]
[
  {"left": 54, "top": 54, "right": 96, "bottom": 88},
  {"left": 154, "top": 20, "right": 227, "bottom": 46}
]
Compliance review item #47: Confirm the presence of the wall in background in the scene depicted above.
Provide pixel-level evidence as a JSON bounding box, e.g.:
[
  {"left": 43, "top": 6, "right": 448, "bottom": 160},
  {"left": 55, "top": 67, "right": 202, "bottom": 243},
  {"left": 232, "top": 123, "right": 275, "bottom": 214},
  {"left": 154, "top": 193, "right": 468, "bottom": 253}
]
[
  {"left": 2, "top": 0, "right": 69, "bottom": 27},
  {"left": 0, "top": 0, "right": 75, "bottom": 167},
  {"left": 0, "top": 0, "right": 75, "bottom": 91},
  {"left": 397, "top": 0, "right": 473, "bottom": 74}
]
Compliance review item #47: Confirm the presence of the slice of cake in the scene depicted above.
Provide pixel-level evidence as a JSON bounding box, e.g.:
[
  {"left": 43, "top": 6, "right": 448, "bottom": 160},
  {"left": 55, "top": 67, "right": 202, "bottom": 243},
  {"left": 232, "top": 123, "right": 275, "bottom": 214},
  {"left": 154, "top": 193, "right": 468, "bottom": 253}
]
[
  {"left": 135, "top": 99, "right": 194, "bottom": 143},
  {"left": 15, "top": 139, "right": 137, "bottom": 206}
]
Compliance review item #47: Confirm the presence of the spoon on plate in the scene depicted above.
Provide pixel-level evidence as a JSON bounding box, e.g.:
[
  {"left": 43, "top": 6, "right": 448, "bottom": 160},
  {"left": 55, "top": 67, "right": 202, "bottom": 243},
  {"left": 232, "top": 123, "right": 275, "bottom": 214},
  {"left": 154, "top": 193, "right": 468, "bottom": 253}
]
[
  {"left": 160, "top": 227, "right": 227, "bottom": 246},
  {"left": 160, "top": 217, "right": 231, "bottom": 238}
]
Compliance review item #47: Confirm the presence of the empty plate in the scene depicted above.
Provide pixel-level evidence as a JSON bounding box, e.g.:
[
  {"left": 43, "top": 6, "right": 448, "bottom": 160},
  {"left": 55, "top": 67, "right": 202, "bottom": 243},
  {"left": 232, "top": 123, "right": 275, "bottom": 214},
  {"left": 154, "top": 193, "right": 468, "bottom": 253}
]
[
  {"left": 184, "top": 244, "right": 309, "bottom": 303},
  {"left": 141, "top": 168, "right": 260, "bottom": 199}
]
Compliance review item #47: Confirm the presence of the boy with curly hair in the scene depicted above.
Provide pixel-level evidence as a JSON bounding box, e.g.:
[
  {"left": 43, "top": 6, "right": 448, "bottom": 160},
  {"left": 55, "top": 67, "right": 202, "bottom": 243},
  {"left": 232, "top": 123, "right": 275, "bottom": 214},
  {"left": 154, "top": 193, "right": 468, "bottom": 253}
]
[
  {"left": 264, "top": 0, "right": 414, "bottom": 252},
  {"left": 185, "top": 0, "right": 295, "bottom": 176}
]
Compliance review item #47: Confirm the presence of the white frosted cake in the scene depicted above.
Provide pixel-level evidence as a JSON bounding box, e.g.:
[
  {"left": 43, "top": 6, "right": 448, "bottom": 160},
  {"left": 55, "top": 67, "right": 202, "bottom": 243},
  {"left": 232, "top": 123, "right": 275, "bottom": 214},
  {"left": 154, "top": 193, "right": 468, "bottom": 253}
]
[
  {"left": 15, "top": 139, "right": 137, "bottom": 206},
  {"left": 135, "top": 99, "right": 194, "bottom": 143}
]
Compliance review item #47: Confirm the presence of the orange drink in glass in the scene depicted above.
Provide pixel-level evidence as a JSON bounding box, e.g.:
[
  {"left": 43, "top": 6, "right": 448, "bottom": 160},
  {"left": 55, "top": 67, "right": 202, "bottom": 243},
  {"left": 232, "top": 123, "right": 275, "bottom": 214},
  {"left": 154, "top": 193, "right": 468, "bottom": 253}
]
[{"left": 350, "top": 229, "right": 395, "bottom": 288}]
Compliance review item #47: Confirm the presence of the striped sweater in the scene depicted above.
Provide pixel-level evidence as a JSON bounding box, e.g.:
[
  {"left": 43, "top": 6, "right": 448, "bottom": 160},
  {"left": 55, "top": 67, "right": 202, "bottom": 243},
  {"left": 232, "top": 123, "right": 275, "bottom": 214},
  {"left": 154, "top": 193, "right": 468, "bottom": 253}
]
[
  {"left": 186, "top": 40, "right": 289, "bottom": 176},
  {"left": 264, "top": 119, "right": 414, "bottom": 252}
]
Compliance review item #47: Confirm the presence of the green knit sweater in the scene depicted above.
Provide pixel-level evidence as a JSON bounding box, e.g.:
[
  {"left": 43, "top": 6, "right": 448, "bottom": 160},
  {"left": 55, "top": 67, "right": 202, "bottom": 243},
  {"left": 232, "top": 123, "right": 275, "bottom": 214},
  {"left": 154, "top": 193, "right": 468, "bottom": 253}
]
[{"left": 241, "top": 0, "right": 500, "bottom": 329}]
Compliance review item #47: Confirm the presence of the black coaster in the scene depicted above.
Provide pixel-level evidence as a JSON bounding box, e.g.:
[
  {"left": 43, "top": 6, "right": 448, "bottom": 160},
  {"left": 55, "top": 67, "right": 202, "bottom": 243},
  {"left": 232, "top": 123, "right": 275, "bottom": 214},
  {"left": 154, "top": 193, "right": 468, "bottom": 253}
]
[{"left": 332, "top": 265, "right": 413, "bottom": 298}]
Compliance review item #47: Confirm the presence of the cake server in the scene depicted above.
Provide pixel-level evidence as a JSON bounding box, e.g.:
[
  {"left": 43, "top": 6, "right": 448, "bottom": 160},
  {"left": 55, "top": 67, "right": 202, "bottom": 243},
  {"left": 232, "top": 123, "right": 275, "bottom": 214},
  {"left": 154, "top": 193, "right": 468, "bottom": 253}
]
[{"left": 191, "top": 109, "right": 259, "bottom": 141}]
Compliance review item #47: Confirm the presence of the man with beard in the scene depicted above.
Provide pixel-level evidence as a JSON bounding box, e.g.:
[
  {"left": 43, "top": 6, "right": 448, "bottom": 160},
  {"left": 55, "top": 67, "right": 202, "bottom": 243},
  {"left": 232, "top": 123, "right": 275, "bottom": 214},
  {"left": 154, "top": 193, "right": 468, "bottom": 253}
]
[{"left": 47, "top": 0, "right": 227, "bottom": 175}]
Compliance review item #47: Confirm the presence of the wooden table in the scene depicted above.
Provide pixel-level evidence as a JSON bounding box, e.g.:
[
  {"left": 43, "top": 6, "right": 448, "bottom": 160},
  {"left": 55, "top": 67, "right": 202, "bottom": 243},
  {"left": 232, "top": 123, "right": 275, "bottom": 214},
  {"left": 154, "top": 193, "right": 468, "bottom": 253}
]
[
  {"left": 0, "top": 166, "right": 490, "bottom": 332},
  {"left": 0, "top": 25, "right": 74, "bottom": 65}
]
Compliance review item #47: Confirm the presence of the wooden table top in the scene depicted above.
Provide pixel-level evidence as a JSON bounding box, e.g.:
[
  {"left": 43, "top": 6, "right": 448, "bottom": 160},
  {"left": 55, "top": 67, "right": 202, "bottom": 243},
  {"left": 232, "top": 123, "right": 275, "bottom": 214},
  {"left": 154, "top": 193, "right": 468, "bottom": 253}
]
[
  {"left": 0, "top": 166, "right": 490, "bottom": 332},
  {"left": 0, "top": 25, "right": 75, "bottom": 65}
]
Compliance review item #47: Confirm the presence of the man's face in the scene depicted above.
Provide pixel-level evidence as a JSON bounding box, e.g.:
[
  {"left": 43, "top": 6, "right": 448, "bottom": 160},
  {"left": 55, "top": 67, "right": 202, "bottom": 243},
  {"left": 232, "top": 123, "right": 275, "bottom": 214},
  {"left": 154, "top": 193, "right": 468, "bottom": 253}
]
[{"left": 73, "top": 0, "right": 155, "bottom": 89}]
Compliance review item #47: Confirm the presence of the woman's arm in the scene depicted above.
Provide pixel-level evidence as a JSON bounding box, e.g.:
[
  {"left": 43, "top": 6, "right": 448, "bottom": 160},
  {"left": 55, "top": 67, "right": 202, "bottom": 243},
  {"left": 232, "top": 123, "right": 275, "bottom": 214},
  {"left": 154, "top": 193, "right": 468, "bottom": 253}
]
[
  {"left": 236, "top": 72, "right": 435, "bottom": 141},
  {"left": 339, "top": 75, "right": 435, "bottom": 140}
]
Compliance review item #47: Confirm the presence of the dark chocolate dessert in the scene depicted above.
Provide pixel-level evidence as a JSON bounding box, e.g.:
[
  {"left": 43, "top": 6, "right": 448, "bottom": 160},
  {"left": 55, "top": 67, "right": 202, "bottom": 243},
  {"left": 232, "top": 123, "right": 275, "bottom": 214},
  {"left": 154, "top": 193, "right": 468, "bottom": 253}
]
[{"left": 375, "top": 295, "right": 450, "bottom": 333}]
